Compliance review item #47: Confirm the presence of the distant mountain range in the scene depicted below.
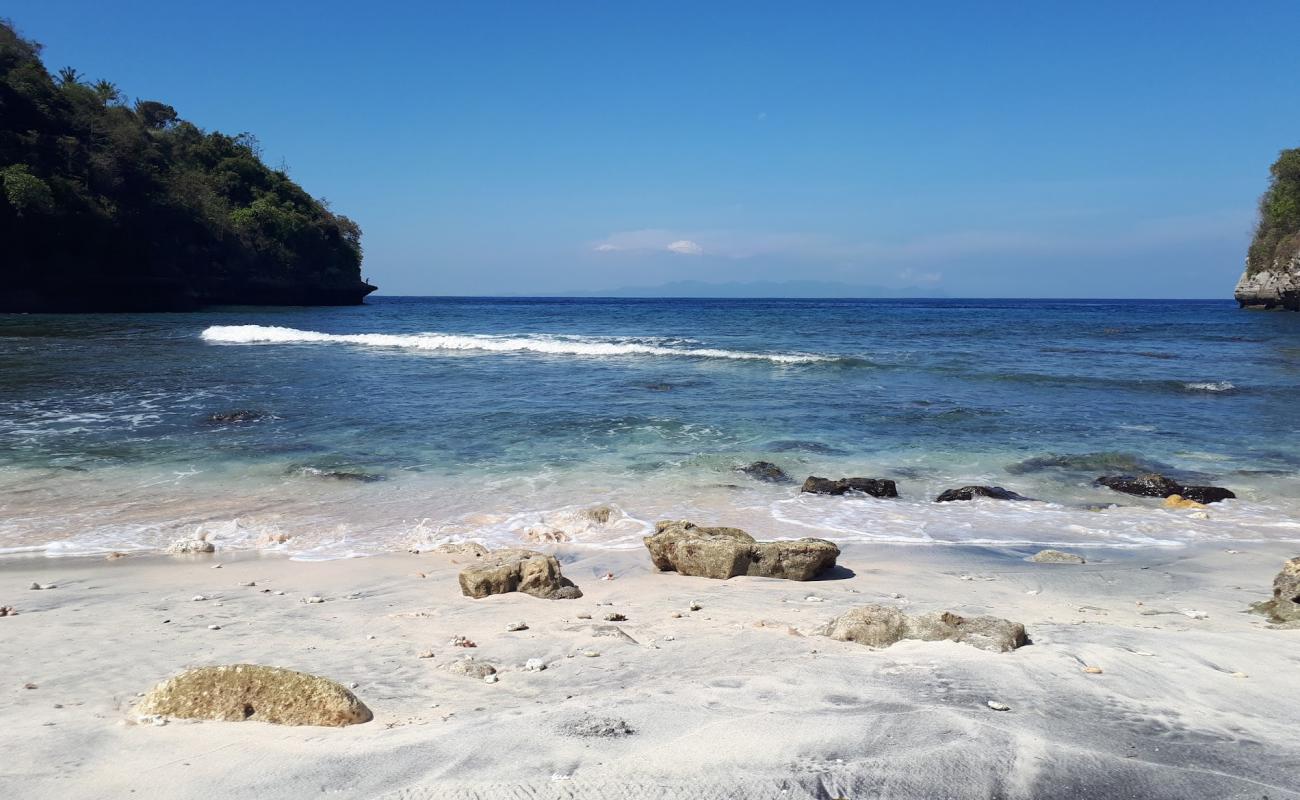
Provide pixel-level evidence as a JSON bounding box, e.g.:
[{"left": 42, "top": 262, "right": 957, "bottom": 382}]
[{"left": 546, "top": 280, "right": 947, "bottom": 299}]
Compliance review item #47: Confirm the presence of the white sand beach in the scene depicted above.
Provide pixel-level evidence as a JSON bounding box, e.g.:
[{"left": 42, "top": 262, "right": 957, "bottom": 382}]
[{"left": 2, "top": 541, "right": 1297, "bottom": 799}]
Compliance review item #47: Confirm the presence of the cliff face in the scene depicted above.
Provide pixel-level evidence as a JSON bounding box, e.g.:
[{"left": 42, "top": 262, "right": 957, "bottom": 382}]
[
  {"left": 1235, "top": 250, "right": 1300, "bottom": 311},
  {"left": 1236, "top": 148, "right": 1300, "bottom": 311},
  {"left": 0, "top": 22, "right": 375, "bottom": 313}
]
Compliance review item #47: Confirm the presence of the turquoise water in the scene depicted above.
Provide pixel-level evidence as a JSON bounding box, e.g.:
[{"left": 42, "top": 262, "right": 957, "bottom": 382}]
[{"left": 2, "top": 297, "right": 1298, "bottom": 557}]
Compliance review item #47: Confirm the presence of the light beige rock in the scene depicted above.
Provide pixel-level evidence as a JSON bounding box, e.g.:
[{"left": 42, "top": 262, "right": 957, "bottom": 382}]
[
  {"left": 1029, "top": 549, "right": 1086, "bottom": 565},
  {"left": 445, "top": 658, "right": 497, "bottom": 679},
  {"left": 458, "top": 548, "right": 582, "bottom": 600},
  {"left": 1252, "top": 556, "right": 1300, "bottom": 623},
  {"left": 825, "top": 605, "right": 1028, "bottom": 653},
  {"left": 435, "top": 541, "right": 490, "bottom": 558},
  {"left": 644, "top": 520, "right": 839, "bottom": 581},
  {"left": 166, "top": 538, "right": 214, "bottom": 554},
  {"left": 134, "top": 664, "right": 372, "bottom": 726}
]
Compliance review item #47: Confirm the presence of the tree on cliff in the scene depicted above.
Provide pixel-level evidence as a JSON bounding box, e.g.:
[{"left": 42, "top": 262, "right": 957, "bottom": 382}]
[
  {"left": 0, "top": 19, "right": 374, "bottom": 311},
  {"left": 1246, "top": 148, "right": 1300, "bottom": 276}
]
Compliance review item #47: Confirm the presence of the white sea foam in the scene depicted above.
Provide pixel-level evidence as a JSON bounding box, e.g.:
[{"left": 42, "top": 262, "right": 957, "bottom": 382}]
[
  {"left": 200, "top": 325, "right": 833, "bottom": 364},
  {"left": 1183, "top": 381, "right": 1236, "bottom": 393}
]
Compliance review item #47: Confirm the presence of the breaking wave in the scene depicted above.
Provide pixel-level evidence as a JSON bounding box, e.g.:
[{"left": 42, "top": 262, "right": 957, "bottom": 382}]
[
  {"left": 201, "top": 325, "right": 845, "bottom": 365},
  {"left": 1183, "top": 381, "right": 1236, "bottom": 393}
]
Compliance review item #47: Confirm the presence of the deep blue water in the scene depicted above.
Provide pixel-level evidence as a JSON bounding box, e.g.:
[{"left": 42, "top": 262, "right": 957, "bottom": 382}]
[{"left": 2, "top": 297, "right": 1298, "bottom": 556}]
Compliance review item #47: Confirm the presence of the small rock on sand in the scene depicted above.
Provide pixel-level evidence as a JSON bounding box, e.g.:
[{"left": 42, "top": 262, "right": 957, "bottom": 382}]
[
  {"left": 1029, "top": 549, "right": 1086, "bottom": 565},
  {"left": 434, "top": 541, "right": 490, "bottom": 558},
  {"left": 825, "top": 605, "right": 1028, "bottom": 653},
  {"left": 604, "top": 613, "right": 627, "bottom": 622},
  {"left": 560, "top": 715, "right": 635, "bottom": 738},
  {"left": 29, "top": 582, "right": 56, "bottom": 590},
  {"left": 524, "top": 658, "right": 546, "bottom": 672},
  {"left": 986, "top": 701, "right": 1010, "bottom": 711},
  {"left": 0, "top": 606, "right": 16, "bottom": 617},
  {"left": 167, "top": 538, "right": 215, "bottom": 554},
  {"left": 506, "top": 621, "right": 529, "bottom": 632},
  {"left": 689, "top": 601, "right": 702, "bottom": 611},
  {"left": 484, "top": 674, "right": 499, "bottom": 684},
  {"left": 446, "top": 659, "right": 497, "bottom": 679},
  {"left": 1083, "top": 666, "right": 1104, "bottom": 674}
]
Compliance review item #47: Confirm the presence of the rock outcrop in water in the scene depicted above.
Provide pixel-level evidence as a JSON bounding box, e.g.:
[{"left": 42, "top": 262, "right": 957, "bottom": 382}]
[
  {"left": 935, "top": 485, "right": 1032, "bottom": 502},
  {"left": 1235, "top": 148, "right": 1300, "bottom": 310},
  {"left": 134, "top": 664, "right": 372, "bottom": 726},
  {"left": 458, "top": 549, "right": 583, "bottom": 599},
  {"left": 801, "top": 477, "right": 898, "bottom": 497},
  {"left": 736, "top": 461, "right": 791, "bottom": 483},
  {"left": 644, "top": 520, "right": 839, "bottom": 581},
  {"left": 0, "top": 21, "right": 374, "bottom": 312},
  {"left": 1096, "top": 474, "right": 1235, "bottom": 504},
  {"left": 824, "top": 605, "right": 1028, "bottom": 652}
]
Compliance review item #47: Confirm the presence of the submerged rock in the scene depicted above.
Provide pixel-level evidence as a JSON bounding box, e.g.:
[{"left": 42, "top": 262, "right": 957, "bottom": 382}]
[
  {"left": 1251, "top": 557, "right": 1300, "bottom": 623},
  {"left": 801, "top": 476, "right": 898, "bottom": 497},
  {"left": 1029, "top": 549, "right": 1086, "bottom": 565},
  {"left": 134, "top": 664, "right": 372, "bottom": 726},
  {"left": 458, "top": 549, "right": 583, "bottom": 600},
  {"left": 1096, "top": 474, "right": 1235, "bottom": 504},
  {"left": 1006, "top": 451, "right": 1170, "bottom": 476},
  {"left": 935, "top": 486, "right": 1032, "bottom": 502},
  {"left": 736, "top": 461, "right": 791, "bottom": 483},
  {"left": 205, "top": 410, "right": 266, "bottom": 424},
  {"left": 644, "top": 520, "right": 839, "bottom": 581},
  {"left": 825, "top": 605, "right": 1028, "bottom": 652},
  {"left": 287, "top": 464, "right": 386, "bottom": 483}
]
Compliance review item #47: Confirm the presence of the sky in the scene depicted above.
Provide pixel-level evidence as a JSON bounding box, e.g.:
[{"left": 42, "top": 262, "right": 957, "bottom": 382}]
[{"left": 7, "top": 1, "right": 1300, "bottom": 298}]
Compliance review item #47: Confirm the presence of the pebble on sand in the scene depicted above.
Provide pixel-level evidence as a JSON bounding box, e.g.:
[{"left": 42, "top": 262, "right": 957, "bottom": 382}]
[
  {"left": 0, "top": 606, "right": 16, "bottom": 617},
  {"left": 29, "top": 582, "right": 56, "bottom": 590},
  {"left": 986, "top": 701, "right": 1010, "bottom": 711},
  {"left": 524, "top": 658, "right": 547, "bottom": 672},
  {"left": 208, "top": 624, "right": 221, "bottom": 630},
  {"left": 689, "top": 602, "right": 703, "bottom": 611},
  {"left": 450, "top": 635, "right": 477, "bottom": 648},
  {"left": 304, "top": 596, "right": 325, "bottom": 604},
  {"left": 1082, "top": 666, "right": 1103, "bottom": 674},
  {"left": 604, "top": 613, "right": 627, "bottom": 622},
  {"left": 506, "top": 621, "right": 529, "bottom": 632}
]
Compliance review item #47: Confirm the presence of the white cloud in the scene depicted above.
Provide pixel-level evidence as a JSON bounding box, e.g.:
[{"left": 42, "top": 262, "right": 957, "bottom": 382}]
[{"left": 666, "top": 239, "right": 703, "bottom": 255}]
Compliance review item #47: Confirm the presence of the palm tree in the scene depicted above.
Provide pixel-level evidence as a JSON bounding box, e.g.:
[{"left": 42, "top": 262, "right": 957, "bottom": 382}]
[
  {"left": 92, "top": 79, "right": 120, "bottom": 104},
  {"left": 56, "top": 66, "right": 81, "bottom": 86}
]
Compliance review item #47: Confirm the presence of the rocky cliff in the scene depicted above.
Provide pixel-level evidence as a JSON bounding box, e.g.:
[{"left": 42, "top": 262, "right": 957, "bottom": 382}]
[
  {"left": 0, "top": 21, "right": 375, "bottom": 313},
  {"left": 1235, "top": 250, "right": 1300, "bottom": 310},
  {"left": 1236, "top": 148, "right": 1300, "bottom": 310}
]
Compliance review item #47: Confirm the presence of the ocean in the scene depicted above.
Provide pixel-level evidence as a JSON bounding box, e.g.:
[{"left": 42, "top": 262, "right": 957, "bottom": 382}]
[{"left": 1, "top": 296, "right": 1298, "bottom": 559}]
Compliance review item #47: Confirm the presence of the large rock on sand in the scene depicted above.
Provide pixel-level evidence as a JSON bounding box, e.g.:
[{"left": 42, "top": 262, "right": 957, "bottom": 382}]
[
  {"left": 1096, "top": 474, "right": 1235, "bottom": 504},
  {"left": 1029, "top": 549, "right": 1086, "bottom": 564},
  {"left": 134, "top": 664, "right": 372, "bottom": 726},
  {"left": 644, "top": 520, "right": 839, "bottom": 581},
  {"left": 801, "top": 476, "right": 898, "bottom": 497},
  {"left": 1252, "top": 557, "right": 1300, "bottom": 624},
  {"left": 458, "top": 548, "right": 583, "bottom": 599},
  {"left": 825, "top": 605, "right": 1028, "bottom": 652}
]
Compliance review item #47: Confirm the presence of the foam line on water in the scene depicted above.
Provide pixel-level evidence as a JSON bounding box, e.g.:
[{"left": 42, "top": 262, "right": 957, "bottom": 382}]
[{"left": 200, "top": 325, "right": 836, "bottom": 364}]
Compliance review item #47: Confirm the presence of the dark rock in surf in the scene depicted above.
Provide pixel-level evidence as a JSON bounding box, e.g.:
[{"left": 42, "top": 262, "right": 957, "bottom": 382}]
[
  {"left": 206, "top": 410, "right": 267, "bottom": 424},
  {"left": 935, "top": 486, "right": 1032, "bottom": 502},
  {"left": 737, "top": 461, "right": 791, "bottom": 483},
  {"left": 801, "top": 476, "right": 898, "bottom": 497},
  {"left": 1096, "top": 474, "right": 1235, "bottom": 504}
]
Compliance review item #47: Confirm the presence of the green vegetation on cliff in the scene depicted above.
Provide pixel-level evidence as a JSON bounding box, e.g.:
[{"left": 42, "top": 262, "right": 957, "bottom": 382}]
[
  {"left": 1246, "top": 148, "right": 1300, "bottom": 276},
  {"left": 0, "top": 19, "right": 374, "bottom": 311}
]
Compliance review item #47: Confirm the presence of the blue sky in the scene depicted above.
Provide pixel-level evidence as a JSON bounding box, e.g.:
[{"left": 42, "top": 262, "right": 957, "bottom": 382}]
[{"left": 8, "top": 1, "right": 1299, "bottom": 297}]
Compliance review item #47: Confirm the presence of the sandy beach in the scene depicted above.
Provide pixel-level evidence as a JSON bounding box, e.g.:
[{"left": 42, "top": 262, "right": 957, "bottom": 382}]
[{"left": 2, "top": 540, "right": 1297, "bottom": 799}]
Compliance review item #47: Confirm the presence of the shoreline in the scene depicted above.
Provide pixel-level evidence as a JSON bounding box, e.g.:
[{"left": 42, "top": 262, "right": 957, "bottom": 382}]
[{"left": 3, "top": 540, "right": 1297, "bottom": 798}]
